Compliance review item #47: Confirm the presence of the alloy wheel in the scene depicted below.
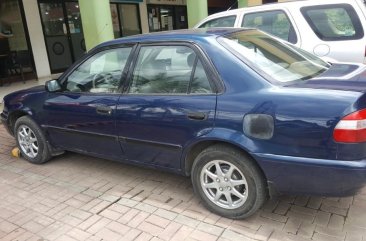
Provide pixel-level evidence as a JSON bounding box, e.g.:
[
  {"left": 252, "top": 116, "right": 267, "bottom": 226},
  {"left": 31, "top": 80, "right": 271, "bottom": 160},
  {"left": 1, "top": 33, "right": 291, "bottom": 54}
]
[
  {"left": 17, "top": 125, "right": 39, "bottom": 158},
  {"left": 200, "top": 160, "right": 248, "bottom": 209}
]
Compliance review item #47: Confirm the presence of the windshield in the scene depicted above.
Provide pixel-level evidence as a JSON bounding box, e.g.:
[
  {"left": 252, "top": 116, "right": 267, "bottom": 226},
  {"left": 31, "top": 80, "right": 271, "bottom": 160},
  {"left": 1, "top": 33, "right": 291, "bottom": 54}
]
[{"left": 219, "top": 30, "right": 330, "bottom": 83}]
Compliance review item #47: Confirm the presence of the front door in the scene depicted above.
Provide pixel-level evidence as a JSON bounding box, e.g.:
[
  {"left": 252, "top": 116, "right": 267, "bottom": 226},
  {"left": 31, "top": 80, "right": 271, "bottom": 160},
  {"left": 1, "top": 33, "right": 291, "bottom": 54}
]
[
  {"left": 116, "top": 44, "right": 217, "bottom": 170},
  {"left": 44, "top": 46, "right": 132, "bottom": 158}
]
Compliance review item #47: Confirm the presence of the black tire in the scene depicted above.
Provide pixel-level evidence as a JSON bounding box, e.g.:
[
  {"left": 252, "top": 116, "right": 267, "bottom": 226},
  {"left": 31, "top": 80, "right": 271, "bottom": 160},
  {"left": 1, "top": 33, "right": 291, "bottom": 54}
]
[
  {"left": 14, "top": 116, "right": 52, "bottom": 164},
  {"left": 191, "top": 144, "right": 267, "bottom": 219}
]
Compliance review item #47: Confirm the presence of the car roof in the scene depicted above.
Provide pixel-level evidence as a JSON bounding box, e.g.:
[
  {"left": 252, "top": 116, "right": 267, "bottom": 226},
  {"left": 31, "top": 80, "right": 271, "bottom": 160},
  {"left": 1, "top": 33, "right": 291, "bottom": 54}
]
[{"left": 96, "top": 28, "right": 247, "bottom": 48}]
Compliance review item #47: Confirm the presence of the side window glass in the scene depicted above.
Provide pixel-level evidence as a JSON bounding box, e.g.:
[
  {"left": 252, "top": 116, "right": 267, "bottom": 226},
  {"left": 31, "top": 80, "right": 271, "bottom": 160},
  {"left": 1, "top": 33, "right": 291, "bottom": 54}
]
[
  {"left": 65, "top": 47, "right": 132, "bottom": 93},
  {"left": 129, "top": 46, "right": 213, "bottom": 95},
  {"left": 199, "top": 15, "right": 236, "bottom": 28},
  {"left": 190, "top": 59, "right": 212, "bottom": 94},
  {"left": 301, "top": 4, "right": 364, "bottom": 41},
  {"left": 129, "top": 46, "right": 195, "bottom": 94},
  {"left": 242, "top": 10, "right": 297, "bottom": 44}
]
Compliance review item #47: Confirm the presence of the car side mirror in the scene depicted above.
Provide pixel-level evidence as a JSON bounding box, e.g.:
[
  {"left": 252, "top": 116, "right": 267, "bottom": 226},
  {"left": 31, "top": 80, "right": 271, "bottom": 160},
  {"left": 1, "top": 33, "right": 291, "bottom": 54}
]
[{"left": 45, "top": 79, "right": 62, "bottom": 92}]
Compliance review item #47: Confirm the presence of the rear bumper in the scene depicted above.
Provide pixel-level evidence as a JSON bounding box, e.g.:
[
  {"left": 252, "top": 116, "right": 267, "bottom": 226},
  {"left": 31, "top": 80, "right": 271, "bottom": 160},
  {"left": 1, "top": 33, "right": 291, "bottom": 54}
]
[{"left": 254, "top": 153, "right": 366, "bottom": 196}]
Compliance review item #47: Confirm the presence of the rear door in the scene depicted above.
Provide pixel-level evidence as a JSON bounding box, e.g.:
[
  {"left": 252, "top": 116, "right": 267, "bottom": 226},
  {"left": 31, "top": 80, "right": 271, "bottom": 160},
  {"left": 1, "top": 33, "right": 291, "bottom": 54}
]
[
  {"left": 116, "top": 44, "right": 218, "bottom": 170},
  {"left": 299, "top": 3, "right": 366, "bottom": 63},
  {"left": 241, "top": 9, "right": 300, "bottom": 45}
]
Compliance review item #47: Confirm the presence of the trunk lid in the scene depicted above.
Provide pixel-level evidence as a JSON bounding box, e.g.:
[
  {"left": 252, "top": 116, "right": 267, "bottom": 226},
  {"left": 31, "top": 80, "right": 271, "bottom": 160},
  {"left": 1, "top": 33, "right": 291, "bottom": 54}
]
[{"left": 286, "top": 63, "right": 366, "bottom": 92}]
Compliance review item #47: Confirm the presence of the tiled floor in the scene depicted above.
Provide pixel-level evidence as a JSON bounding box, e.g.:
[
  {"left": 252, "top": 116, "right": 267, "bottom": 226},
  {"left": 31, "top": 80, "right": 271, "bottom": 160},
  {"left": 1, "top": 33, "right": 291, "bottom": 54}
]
[{"left": 0, "top": 124, "right": 366, "bottom": 241}]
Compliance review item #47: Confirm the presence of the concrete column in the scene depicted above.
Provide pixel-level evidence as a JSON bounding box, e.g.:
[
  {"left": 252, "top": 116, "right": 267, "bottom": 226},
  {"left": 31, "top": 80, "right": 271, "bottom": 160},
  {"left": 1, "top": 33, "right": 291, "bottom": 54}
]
[
  {"left": 187, "top": 0, "right": 207, "bottom": 28},
  {"left": 238, "top": 0, "right": 249, "bottom": 8},
  {"left": 248, "top": 0, "right": 262, "bottom": 6},
  {"left": 22, "top": 0, "right": 51, "bottom": 78},
  {"left": 79, "top": 0, "right": 114, "bottom": 51},
  {"left": 139, "top": 0, "right": 149, "bottom": 34}
]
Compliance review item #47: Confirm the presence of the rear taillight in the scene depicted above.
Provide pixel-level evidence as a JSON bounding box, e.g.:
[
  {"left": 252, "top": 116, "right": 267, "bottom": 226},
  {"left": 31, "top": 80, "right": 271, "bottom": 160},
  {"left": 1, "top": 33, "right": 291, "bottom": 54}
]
[{"left": 334, "top": 109, "right": 366, "bottom": 143}]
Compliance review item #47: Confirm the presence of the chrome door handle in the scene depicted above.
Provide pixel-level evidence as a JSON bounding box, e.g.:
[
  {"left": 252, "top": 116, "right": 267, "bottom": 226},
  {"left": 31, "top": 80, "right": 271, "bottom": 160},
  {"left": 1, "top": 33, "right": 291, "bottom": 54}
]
[
  {"left": 96, "top": 105, "right": 112, "bottom": 115},
  {"left": 187, "top": 112, "right": 206, "bottom": 120}
]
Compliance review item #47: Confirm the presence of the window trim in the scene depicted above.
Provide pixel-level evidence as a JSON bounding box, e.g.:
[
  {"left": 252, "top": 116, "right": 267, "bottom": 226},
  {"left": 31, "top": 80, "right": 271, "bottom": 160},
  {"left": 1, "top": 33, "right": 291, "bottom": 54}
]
[
  {"left": 122, "top": 41, "right": 224, "bottom": 96},
  {"left": 198, "top": 15, "right": 237, "bottom": 28},
  {"left": 300, "top": 4, "right": 364, "bottom": 41},
  {"left": 241, "top": 9, "right": 298, "bottom": 44},
  {"left": 57, "top": 44, "right": 137, "bottom": 95}
]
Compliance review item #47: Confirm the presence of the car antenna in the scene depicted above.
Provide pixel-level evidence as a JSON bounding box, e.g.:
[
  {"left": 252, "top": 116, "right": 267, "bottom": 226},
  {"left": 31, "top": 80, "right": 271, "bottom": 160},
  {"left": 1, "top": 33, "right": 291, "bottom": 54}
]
[{"left": 227, "top": 0, "right": 238, "bottom": 11}]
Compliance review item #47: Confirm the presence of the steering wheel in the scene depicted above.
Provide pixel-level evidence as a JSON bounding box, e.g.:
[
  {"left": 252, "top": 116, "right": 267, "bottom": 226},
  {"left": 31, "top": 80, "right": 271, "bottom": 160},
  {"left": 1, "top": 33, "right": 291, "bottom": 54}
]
[{"left": 92, "top": 72, "right": 114, "bottom": 89}]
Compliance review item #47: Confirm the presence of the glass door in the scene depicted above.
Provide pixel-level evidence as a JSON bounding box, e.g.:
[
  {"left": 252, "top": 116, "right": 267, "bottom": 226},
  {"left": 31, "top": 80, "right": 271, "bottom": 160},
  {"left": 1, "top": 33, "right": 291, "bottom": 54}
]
[
  {"left": 0, "top": 0, "right": 36, "bottom": 83},
  {"left": 174, "top": 6, "right": 188, "bottom": 30},
  {"left": 160, "top": 6, "right": 174, "bottom": 31},
  {"left": 148, "top": 5, "right": 161, "bottom": 32},
  {"left": 39, "top": 1, "right": 86, "bottom": 73},
  {"left": 39, "top": 2, "right": 73, "bottom": 72},
  {"left": 65, "top": 2, "right": 85, "bottom": 61}
]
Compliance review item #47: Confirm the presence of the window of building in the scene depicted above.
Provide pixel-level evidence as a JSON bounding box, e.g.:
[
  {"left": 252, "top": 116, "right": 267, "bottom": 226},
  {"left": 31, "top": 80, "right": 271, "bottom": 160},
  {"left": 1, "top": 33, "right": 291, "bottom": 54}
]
[
  {"left": 111, "top": 3, "right": 141, "bottom": 38},
  {"left": 301, "top": 4, "right": 364, "bottom": 41},
  {"left": 147, "top": 5, "right": 188, "bottom": 32}
]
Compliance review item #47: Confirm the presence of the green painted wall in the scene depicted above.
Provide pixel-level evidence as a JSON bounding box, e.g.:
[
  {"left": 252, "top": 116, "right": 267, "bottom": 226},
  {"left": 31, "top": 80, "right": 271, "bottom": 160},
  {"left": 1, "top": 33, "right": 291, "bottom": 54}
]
[
  {"left": 187, "top": 0, "right": 208, "bottom": 28},
  {"left": 79, "top": 0, "right": 114, "bottom": 51},
  {"left": 238, "top": 0, "right": 248, "bottom": 8}
]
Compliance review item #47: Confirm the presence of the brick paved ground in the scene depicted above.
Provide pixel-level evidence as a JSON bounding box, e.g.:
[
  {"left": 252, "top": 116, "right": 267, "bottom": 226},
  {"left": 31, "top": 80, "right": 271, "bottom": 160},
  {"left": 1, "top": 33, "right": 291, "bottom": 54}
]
[{"left": 0, "top": 124, "right": 366, "bottom": 241}]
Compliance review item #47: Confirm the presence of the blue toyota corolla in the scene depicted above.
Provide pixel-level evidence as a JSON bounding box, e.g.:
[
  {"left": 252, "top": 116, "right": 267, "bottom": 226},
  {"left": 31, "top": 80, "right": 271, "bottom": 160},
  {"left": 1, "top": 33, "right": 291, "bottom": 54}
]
[{"left": 2, "top": 28, "right": 366, "bottom": 219}]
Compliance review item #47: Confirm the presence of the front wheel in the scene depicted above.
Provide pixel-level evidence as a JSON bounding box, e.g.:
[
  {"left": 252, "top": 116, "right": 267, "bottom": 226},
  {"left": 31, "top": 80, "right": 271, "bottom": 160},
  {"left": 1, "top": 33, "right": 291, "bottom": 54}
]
[
  {"left": 191, "top": 144, "right": 267, "bottom": 219},
  {"left": 15, "top": 116, "right": 51, "bottom": 164}
]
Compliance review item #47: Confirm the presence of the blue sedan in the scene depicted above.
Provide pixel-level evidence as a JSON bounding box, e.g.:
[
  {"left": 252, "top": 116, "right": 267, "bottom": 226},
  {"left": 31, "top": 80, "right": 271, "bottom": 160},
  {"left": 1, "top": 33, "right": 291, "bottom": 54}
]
[{"left": 2, "top": 28, "right": 366, "bottom": 219}]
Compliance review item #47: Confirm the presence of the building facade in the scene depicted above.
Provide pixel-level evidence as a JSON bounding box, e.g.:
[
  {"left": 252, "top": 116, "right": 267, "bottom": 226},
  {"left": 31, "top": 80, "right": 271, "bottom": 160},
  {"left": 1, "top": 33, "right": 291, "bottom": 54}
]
[{"left": 0, "top": 0, "right": 285, "bottom": 81}]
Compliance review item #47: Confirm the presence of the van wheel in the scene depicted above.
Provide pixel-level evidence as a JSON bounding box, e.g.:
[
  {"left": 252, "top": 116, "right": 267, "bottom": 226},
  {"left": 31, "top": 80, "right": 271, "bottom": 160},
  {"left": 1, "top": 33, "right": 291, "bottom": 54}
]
[
  {"left": 15, "top": 116, "right": 51, "bottom": 164},
  {"left": 191, "top": 144, "right": 267, "bottom": 219}
]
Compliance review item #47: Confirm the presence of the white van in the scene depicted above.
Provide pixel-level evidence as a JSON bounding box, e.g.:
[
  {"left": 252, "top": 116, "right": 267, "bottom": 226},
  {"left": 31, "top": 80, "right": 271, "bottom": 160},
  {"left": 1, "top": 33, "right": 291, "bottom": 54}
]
[{"left": 195, "top": 0, "right": 366, "bottom": 63}]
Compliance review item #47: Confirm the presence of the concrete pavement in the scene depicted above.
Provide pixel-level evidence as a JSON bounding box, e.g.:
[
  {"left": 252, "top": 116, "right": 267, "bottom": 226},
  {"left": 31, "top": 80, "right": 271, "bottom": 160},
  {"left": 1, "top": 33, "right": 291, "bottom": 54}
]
[{"left": 0, "top": 124, "right": 366, "bottom": 241}]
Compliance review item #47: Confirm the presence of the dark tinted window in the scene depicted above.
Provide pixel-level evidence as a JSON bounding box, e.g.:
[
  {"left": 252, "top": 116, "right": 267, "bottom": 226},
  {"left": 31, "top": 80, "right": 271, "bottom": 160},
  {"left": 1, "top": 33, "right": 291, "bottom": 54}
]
[
  {"left": 199, "top": 15, "right": 236, "bottom": 28},
  {"left": 301, "top": 4, "right": 364, "bottom": 41},
  {"left": 242, "top": 10, "right": 297, "bottom": 44}
]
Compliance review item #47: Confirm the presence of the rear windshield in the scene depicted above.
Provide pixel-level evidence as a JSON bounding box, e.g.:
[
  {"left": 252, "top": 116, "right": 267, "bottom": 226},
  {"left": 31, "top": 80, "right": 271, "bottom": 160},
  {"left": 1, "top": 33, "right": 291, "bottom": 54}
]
[
  {"left": 301, "top": 4, "right": 364, "bottom": 41},
  {"left": 218, "top": 30, "right": 330, "bottom": 83}
]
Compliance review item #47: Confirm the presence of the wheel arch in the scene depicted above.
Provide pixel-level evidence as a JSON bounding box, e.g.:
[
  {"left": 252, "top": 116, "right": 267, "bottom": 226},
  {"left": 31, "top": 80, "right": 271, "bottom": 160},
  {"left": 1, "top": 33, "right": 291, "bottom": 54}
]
[
  {"left": 8, "top": 110, "right": 32, "bottom": 135},
  {"left": 182, "top": 137, "right": 268, "bottom": 182}
]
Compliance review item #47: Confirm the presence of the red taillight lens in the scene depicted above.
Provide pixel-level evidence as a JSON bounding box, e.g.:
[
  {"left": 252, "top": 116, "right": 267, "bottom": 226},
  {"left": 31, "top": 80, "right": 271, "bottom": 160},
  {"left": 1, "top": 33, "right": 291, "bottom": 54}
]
[{"left": 334, "top": 109, "right": 366, "bottom": 143}]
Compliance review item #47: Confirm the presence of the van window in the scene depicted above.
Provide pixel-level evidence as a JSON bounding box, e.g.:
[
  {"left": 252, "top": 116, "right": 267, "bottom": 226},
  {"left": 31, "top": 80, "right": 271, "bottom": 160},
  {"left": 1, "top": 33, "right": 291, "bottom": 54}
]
[
  {"left": 301, "top": 4, "right": 364, "bottom": 41},
  {"left": 242, "top": 10, "right": 297, "bottom": 44},
  {"left": 199, "top": 16, "right": 236, "bottom": 28}
]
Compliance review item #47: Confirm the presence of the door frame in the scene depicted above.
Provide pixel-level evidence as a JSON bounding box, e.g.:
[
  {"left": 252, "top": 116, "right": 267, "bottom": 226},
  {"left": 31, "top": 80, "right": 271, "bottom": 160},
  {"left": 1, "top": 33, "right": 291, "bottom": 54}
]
[{"left": 37, "top": 0, "right": 80, "bottom": 73}]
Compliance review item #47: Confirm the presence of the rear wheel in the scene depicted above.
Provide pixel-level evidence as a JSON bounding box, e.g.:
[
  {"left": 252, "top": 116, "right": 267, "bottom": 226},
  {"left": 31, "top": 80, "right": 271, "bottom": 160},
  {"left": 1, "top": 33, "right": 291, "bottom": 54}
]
[
  {"left": 15, "top": 116, "right": 51, "bottom": 164},
  {"left": 191, "top": 144, "right": 267, "bottom": 219}
]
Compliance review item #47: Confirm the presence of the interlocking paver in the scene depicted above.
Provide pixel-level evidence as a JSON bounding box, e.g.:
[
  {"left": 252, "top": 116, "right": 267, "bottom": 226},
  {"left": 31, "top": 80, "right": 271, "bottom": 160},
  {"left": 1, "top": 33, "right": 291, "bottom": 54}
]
[{"left": 1, "top": 123, "right": 366, "bottom": 240}]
